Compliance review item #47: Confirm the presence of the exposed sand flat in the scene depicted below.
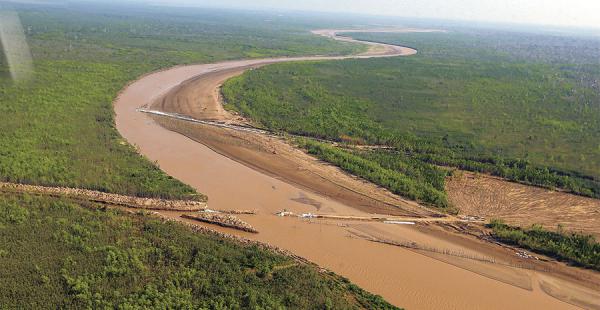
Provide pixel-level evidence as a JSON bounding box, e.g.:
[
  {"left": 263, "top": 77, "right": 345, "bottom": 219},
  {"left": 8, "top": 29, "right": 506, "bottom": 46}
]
[
  {"left": 311, "top": 29, "right": 424, "bottom": 57},
  {"left": 153, "top": 117, "right": 433, "bottom": 217},
  {"left": 447, "top": 172, "right": 600, "bottom": 238},
  {"left": 150, "top": 31, "right": 430, "bottom": 217},
  {"left": 114, "top": 30, "right": 600, "bottom": 309}
]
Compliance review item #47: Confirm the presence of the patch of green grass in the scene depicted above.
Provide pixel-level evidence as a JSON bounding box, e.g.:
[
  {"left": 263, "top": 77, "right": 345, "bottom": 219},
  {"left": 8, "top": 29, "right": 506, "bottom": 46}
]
[
  {"left": 0, "top": 192, "right": 397, "bottom": 309},
  {"left": 222, "top": 29, "right": 600, "bottom": 202}
]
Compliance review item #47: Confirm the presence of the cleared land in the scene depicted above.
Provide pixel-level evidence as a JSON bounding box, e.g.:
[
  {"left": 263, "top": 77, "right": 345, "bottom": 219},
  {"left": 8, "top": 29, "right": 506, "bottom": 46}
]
[
  {"left": 116, "top": 29, "right": 600, "bottom": 309},
  {"left": 447, "top": 172, "right": 600, "bottom": 238}
]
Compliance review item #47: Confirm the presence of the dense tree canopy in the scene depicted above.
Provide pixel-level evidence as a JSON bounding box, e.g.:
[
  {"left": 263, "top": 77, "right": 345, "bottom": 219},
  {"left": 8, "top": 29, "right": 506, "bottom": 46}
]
[{"left": 0, "top": 193, "right": 396, "bottom": 309}]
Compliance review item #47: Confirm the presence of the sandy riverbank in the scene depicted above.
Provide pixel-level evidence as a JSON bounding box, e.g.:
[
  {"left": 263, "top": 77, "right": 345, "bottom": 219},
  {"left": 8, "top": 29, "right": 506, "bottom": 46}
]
[{"left": 114, "top": 29, "right": 600, "bottom": 309}]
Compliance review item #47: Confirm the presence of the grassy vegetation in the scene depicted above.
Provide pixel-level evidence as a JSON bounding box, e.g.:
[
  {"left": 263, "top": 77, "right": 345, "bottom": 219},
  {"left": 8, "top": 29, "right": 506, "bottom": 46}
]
[
  {"left": 297, "top": 139, "right": 451, "bottom": 209},
  {"left": 222, "top": 29, "right": 600, "bottom": 205},
  {"left": 0, "top": 192, "right": 396, "bottom": 309},
  {"left": 488, "top": 220, "right": 600, "bottom": 271},
  {"left": 0, "top": 3, "right": 362, "bottom": 199}
]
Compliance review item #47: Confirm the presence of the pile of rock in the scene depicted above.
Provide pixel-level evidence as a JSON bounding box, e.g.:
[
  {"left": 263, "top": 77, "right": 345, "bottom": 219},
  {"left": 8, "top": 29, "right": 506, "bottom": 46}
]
[{"left": 182, "top": 212, "right": 258, "bottom": 233}]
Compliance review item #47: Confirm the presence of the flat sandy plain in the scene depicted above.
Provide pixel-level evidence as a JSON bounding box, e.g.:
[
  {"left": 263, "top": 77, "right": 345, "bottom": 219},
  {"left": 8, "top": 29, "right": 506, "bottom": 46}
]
[
  {"left": 115, "top": 29, "right": 600, "bottom": 309},
  {"left": 447, "top": 172, "right": 600, "bottom": 238}
]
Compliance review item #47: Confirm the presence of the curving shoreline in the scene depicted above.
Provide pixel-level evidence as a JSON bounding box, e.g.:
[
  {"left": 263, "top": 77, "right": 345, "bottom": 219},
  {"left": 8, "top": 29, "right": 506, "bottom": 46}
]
[
  {"left": 146, "top": 30, "right": 437, "bottom": 217},
  {"left": 114, "top": 30, "right": 600, "bottom": 309}
]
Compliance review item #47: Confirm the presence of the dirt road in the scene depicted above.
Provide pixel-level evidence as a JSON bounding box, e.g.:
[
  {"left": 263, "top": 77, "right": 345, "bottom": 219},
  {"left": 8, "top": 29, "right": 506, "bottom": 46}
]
[{"left": 114, "top": 30, "right": 600, "bottom": 309}]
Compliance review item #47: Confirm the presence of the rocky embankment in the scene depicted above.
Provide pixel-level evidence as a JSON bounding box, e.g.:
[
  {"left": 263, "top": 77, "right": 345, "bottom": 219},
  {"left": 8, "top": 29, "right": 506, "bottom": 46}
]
[{"left": 0, "top": 182, "right": 207, "bottom": 211}]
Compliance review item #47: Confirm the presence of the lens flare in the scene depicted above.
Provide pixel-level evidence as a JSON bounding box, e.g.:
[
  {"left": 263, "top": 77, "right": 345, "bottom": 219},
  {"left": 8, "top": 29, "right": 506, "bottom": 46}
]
[{"left": 0, "top": 10, "right": 33, "bottom": 83}]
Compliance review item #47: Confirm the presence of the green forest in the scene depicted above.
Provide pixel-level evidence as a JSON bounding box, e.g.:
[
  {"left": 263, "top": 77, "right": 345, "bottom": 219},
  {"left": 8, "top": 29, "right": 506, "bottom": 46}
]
[
  {"left": 222, "top": 29, "right": 600, "bottom": 207},
  {"left": 0, "top": 3, "right": 362, "bottom": 200},
  {"left": 488, "top": 220, "right": 600, "bottom": 271},
  {"left": 297, "top": 139, "right": 451, "bottom": 209},
  {"left": 0, "top": 3, "right": 396, "bottom": 307},
  {"left": 0, "top": 192, "right": 395, "bottom": 309}
]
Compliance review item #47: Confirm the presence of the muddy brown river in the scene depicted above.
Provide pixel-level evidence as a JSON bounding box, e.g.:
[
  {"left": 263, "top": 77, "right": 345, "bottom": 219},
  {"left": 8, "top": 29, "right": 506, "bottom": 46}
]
[{"left": 114, "top": 30, "right": 599, "bottom": 309}]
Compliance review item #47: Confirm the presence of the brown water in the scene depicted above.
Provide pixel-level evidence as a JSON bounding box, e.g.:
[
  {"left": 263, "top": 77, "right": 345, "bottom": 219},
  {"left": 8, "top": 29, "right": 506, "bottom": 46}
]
[{"left": 114, "top": 31, "right": 598, "bottom": 309}]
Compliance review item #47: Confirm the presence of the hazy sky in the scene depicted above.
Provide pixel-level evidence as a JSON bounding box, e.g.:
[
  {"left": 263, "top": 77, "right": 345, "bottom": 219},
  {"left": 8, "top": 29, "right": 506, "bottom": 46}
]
[{"left": 151, "top": 0, "right": 600, "bottom": 29}]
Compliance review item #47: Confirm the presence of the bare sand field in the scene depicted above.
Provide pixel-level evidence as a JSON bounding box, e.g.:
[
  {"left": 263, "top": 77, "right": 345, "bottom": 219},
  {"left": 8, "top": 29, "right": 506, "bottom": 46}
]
[
  {"left": 447, "top": 171, "right": 600, "bottom": 238},
  {"left": 114, "top": 30, "right": 600, "bottom": 309}
]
